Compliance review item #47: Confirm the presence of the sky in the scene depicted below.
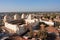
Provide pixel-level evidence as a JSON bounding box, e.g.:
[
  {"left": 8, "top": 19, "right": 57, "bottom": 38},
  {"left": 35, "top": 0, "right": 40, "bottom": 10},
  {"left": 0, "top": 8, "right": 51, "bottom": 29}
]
[{"left": 0, "top": 0, "right": 60, "bottom": 12}]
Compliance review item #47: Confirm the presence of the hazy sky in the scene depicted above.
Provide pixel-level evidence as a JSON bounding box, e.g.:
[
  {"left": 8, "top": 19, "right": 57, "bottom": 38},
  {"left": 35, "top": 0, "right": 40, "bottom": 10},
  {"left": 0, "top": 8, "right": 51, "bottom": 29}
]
[{"left": 0, "top": 0, "right": 60, "bottom": 12}]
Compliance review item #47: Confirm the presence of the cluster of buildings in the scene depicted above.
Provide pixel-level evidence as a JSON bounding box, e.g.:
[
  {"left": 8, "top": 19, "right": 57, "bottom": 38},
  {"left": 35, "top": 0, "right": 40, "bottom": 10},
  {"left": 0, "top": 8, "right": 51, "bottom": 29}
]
[
  {"left": 0, "top": 12, "right": 60, "bottom": 40},
  {"left": 3, "top": 14, "right": 38, "bottom": 34}
]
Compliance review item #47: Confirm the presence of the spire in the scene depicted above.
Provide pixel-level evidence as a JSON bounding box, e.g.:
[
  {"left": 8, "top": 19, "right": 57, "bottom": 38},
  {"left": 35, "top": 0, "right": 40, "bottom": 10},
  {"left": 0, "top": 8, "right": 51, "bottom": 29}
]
[
  {"left": 14, "top": 14, "right": 20, "bottom": 20},
  {"left": 21, "top": 14, "right": 24, "bottom": 19},
  {"left": 27, "top": 14, "right": 31, "bottom": 20},
  {"left": 3, "top": 15, "right": 8, "bottom": 22}
]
